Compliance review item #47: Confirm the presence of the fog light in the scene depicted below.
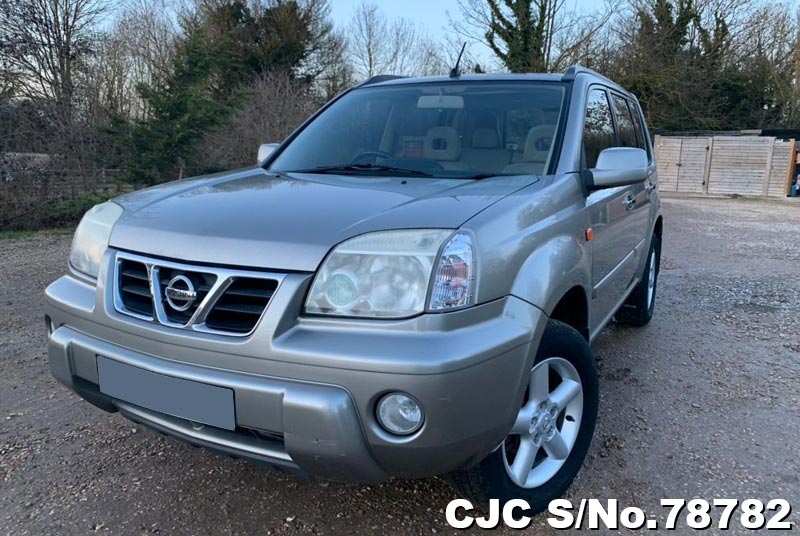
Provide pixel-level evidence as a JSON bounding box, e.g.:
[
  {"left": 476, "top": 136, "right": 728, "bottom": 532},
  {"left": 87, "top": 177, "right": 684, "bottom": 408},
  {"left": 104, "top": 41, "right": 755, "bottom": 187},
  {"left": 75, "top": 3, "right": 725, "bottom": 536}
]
[{"left": 377, "top": 393, "right": 423, "bottom": 435}]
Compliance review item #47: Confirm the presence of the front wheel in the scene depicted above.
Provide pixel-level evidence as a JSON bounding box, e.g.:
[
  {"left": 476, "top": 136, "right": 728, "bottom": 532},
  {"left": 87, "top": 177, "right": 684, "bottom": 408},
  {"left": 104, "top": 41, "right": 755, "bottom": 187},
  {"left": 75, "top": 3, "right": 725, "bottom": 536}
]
[{"left": 448, "top": 320, "right": 599, "bottom": 515}]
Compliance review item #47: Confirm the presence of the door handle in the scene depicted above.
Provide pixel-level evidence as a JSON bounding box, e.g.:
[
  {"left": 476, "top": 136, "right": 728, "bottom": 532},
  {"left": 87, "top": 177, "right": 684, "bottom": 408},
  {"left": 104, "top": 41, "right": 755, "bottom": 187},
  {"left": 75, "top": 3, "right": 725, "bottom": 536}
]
[{"left": 623, "top": 193, "right": 636, "bottom": 211}]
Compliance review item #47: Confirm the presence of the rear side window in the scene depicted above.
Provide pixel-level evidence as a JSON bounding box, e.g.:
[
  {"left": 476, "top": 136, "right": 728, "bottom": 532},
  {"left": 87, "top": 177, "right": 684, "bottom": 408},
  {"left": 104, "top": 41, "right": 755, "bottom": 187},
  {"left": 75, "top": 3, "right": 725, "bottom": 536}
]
[
  {"left": 630, "top": 101, "right": 652, "bottom": 159},
  {"left": 611, "top": 94, "right": 638, "bottom": 149},
  {"left": 583, "top": 89, "right": 615, "bottom": 168}
]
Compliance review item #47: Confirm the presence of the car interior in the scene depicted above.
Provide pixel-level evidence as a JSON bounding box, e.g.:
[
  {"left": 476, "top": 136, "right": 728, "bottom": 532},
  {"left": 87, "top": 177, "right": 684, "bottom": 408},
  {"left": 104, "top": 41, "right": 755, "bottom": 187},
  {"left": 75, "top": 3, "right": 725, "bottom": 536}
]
[{"left": 371, "top": 91, "right": 562, "bottom": 176}]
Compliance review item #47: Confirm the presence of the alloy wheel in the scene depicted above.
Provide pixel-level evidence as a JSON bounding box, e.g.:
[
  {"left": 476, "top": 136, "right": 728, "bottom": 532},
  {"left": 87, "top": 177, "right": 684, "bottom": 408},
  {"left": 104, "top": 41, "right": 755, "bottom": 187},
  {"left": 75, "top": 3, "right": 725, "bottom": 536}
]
[
  {"left": 646, "top": 249, "right": 656, "bottom": 310},
  {"left": 502, "top": 357, "right": 584, "bottom": 488}
]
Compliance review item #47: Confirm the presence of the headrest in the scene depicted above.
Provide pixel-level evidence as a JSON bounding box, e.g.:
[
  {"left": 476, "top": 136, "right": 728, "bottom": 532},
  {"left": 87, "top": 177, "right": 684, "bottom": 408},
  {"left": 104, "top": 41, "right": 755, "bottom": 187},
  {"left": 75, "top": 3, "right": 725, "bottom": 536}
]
[
  {"left": 523, "top": 125, "right": 556, "bottom": 162},
  {"left": 423, "top": 126, "right": 461, "bottom": 161},
  {"left": 472, "top": 128, "right": 499, "bottom": 148}
]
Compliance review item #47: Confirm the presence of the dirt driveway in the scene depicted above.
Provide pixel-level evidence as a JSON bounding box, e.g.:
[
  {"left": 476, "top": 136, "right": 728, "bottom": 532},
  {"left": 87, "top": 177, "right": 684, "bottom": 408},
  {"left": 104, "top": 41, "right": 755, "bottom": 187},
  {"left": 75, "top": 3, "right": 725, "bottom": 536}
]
[{"left": 1, "top": 197, "right": 798, "bottom": 535}]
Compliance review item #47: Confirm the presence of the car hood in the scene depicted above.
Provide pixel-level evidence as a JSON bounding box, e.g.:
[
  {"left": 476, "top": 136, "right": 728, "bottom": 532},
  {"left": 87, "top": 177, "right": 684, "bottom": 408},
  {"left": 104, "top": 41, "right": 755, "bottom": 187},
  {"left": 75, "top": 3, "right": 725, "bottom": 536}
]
[{"left": 110, "top": 168, "right": 538, "bottom": 271}]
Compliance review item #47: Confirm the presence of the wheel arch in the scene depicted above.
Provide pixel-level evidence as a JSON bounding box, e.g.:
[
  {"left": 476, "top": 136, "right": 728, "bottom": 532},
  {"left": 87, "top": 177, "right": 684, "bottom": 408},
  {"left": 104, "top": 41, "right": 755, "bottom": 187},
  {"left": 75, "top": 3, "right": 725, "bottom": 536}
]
[
  {"left": 548, "top": 286, "right": 590, "bottom": 341},
  {"left": 509, "top": 233, "right": 592, "bottom": 341},
  {"left": 653, "top": 215, "right": 663, "bottom": 238}
]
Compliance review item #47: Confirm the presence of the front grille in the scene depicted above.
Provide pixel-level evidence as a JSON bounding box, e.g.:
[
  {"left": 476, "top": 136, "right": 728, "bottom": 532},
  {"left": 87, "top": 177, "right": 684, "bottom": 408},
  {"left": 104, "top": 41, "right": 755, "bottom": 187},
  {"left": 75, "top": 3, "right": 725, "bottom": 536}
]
[
  {"left": 156, "top": 267, "right": 216, "bottom": 325},
  {"left": 205, "top": 278, "right": 278, "bottom": 333},
  {"left": 118, "top": 259, "right": 153, "bottom": 317},
  {"left": 113, "top": 252, "right": 284, "bottom": 337}
]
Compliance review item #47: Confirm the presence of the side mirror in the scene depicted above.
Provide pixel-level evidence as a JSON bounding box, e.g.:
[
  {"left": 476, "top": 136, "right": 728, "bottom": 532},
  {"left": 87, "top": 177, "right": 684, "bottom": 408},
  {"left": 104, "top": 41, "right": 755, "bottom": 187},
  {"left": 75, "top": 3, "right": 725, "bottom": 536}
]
[
  {"left": 587, "top": 147, "right": 648, "bottom": 189},
  {"left": 257, "top": 143, "right": 280, "bottom": 165}
]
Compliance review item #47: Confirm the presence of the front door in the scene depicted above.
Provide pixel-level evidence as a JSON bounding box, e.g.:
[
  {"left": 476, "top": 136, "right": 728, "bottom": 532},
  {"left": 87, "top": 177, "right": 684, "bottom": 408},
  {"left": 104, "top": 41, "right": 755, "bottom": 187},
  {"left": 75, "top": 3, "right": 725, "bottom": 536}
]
[{"left": 582, "top": 87, "right": 640, "bottom": 331}]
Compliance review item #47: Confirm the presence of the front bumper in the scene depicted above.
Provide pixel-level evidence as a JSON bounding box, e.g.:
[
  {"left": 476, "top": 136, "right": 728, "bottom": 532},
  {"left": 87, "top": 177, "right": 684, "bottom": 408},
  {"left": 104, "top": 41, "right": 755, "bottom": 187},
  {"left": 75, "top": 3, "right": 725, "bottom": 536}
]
[{"left": 45, "top": 253, "right": 547, "bottom": 482}]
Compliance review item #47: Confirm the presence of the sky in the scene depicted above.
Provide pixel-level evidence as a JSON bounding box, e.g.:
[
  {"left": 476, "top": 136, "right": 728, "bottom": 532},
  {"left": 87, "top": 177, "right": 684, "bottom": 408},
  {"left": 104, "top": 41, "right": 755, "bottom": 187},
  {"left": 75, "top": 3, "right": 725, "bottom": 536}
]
[{"left": 328, "top": 0, "right": 609, "bottom": 67}]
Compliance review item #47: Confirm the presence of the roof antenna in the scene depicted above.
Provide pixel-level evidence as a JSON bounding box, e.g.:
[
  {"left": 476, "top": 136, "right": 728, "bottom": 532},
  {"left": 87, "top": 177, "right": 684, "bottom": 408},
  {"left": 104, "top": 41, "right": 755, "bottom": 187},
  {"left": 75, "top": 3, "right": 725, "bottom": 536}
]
[{"left": 450, "top": 42, "right": 467, "bottom": 78}]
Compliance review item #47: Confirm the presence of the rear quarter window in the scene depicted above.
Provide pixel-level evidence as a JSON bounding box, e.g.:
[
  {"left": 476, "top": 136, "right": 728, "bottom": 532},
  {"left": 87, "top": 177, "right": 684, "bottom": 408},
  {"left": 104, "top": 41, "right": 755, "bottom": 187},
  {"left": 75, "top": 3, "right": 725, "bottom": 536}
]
[{"left": 631, "top": 101, "right": 653, "bottom": 160}]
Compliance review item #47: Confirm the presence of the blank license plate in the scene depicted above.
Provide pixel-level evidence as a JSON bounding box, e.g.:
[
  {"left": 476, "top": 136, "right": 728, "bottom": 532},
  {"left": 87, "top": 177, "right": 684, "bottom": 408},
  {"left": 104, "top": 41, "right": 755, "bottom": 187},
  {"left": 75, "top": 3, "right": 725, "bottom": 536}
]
[{"left": 97, "top": 356, "right": 235, "bottom": 430}]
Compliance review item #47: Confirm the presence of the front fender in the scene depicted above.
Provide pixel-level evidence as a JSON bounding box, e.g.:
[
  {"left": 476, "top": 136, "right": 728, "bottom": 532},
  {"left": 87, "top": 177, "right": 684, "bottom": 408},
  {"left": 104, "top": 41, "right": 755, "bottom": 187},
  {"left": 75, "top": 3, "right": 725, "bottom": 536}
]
[
  {"left": 509, "top": 233, "right": 591, "bottom": 316},
  {"left": 466, "top": 174, "right": 591, "bottom": 318}
]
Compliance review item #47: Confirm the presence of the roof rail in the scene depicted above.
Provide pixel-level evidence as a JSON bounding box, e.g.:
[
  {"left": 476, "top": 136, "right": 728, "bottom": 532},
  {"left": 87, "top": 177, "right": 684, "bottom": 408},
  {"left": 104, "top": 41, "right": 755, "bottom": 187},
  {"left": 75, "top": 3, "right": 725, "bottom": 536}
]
[
  {"left": 561, "top": 65, "right": 613, "bottom": 83},
  {"left": 358, "top": 75, "right": 406, "bottom": 87}
]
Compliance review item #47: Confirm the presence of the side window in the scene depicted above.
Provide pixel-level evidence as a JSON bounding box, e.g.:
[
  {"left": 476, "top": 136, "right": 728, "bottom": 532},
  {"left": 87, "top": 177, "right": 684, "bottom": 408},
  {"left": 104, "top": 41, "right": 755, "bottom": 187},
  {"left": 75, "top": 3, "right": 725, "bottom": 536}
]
[
  {"left": 611, "top": 94, "right": 638, "bottom": 148},
  {"left": 630, "top": 105, "right": 643, "bottom": 148},
  {"left": 583, "top": 88, "right": 615, "bottom": 168},
  {"left": 627, "top": 100, "right": 644, "bottom": 150},
  {"left": 630, "top": 101, "right": 652, "bottom": 158}
]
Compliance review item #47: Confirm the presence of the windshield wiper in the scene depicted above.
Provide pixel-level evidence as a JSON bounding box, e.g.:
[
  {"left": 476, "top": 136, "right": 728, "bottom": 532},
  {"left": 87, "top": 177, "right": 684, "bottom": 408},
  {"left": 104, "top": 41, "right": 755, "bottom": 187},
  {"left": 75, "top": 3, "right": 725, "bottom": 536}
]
[
  {"left": 289, "top": 163, "right": 435, "bottom": 178},
  {"left": 460, "top": 173, "right": 512, "bottom": 180}
]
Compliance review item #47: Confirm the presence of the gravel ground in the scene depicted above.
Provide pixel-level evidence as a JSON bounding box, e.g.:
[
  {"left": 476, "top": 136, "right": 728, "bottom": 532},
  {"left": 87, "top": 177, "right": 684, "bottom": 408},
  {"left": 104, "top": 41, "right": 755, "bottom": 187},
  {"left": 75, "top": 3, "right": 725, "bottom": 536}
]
[{"left": 1, "top": 196, "right": 799, "bottom": 535}]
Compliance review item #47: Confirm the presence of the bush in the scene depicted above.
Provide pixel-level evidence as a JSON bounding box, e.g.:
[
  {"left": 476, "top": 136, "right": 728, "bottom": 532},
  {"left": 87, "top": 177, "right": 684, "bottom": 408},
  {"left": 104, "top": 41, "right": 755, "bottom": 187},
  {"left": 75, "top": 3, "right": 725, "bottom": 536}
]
[{"left": 0, "top": 194, "right": 109, "bottom": 232}]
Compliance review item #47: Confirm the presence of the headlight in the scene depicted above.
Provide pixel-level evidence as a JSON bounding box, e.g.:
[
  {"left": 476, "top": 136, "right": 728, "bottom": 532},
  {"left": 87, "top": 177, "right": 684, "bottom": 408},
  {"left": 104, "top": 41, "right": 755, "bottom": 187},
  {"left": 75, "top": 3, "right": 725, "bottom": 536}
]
[
  {"left": 69, "top": 202, "right": 124, "bottom": 279},
  {"left": 305, "top": 229, "right": 476, "bottom": 318}
]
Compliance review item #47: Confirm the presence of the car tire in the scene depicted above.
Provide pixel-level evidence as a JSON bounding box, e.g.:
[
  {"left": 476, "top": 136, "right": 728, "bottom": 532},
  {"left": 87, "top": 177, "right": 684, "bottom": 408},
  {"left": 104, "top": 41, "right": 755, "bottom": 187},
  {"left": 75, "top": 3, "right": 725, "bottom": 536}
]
[
  {"left": 615, "top": 233, "right": 661, "bottom": 327},
  {"left": 447, "top": 319, "right": 599, "bottom": 515}
]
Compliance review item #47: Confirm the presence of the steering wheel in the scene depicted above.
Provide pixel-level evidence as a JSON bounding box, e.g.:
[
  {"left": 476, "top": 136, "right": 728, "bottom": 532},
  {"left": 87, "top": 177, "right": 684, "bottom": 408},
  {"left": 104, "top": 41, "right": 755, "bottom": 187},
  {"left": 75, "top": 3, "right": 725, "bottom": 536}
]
[{"left": 351, "top": 150, "right": 393, "bottom": 164}]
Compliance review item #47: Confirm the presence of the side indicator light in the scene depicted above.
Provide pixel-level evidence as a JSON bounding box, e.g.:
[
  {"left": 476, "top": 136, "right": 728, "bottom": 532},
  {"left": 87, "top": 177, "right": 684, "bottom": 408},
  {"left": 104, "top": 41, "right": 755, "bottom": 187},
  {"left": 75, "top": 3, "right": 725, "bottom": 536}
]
[{"left": 585, "top": 228, "right": 594, "bottom": 241}]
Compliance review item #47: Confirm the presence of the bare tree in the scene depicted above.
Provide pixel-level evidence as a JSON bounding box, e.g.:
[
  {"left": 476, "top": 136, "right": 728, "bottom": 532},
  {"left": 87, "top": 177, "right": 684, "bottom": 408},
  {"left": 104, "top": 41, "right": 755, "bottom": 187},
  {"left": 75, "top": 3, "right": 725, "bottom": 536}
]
[
  {"left": 199, "top": 72, "right": 322, "bottom": 170},
  {"left": 0, "top": 0, "right": 107, "bottom": 110},
  {"left": 347, "top": 1, "right": 450, "bottom": 79},
  {"left": 348, "top": 2, "right": 412, "bottom": 77},
  {"left": 0, "top": 0, "right": 112, "bottom": 186},
  {"left": 310, "top": 28, "right": 356, "bottom": 100},
  {"left": 111, "top": 0, "right": 183, "bottom": 118},
  {"left": 120, "top": 0, "right": 181, "bottom": 78}
]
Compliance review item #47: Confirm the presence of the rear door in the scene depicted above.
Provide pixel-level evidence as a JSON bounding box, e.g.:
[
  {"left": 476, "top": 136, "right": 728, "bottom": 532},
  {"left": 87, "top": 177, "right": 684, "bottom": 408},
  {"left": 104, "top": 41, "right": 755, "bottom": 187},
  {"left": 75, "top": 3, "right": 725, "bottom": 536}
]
[
  {"left": 583, "top": 87, "right": 640, "bottom": 330},
  {"left": 609, "top": 93, "right": 651, "bottom": 259}
]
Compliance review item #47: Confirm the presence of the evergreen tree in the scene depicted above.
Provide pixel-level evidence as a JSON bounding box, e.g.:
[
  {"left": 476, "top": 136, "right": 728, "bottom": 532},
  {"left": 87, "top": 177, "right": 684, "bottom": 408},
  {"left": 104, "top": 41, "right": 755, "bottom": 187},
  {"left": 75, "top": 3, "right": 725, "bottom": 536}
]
[{"left": 483, "top": 0, "right": 558, "bottom": 73}]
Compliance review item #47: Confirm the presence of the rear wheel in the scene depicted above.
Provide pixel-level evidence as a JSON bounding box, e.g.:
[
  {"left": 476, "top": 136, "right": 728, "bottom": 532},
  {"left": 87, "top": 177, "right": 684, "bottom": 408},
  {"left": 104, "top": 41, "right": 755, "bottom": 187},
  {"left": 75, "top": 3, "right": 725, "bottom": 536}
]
[
  {"left": 448, "top": 320, "right": 599, "bottom": 515},
  {"left": 615, "top": 233, "right": 661, "bottom": 326}
]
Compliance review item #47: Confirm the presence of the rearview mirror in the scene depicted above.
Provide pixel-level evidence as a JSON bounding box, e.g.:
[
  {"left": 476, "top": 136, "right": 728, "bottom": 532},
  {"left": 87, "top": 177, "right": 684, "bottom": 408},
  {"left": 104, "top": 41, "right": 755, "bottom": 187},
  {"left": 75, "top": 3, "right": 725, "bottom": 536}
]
[
  {"left": 417, "top": 95, "right": 464, "bottom": 109},
  {"left": 587, "top": 147, "right": 648, "bottom": 189},
  {"left": 257, "top": 143, "right": 280, "bottom": 165}
]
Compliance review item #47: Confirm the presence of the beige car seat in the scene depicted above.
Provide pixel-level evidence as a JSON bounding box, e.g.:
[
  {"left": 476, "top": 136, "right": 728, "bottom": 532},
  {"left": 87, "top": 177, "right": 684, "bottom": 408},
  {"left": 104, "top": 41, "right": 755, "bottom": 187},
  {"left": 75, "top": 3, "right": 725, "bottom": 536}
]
[
  {"left": 461, "top": 128, "right": 512, "bottom": 172},
  {"left": 422, "top": 127, "right": 469, "bottom": 171},
  {"left": 502, "top": 124, "right": 556, "bottom": 175}
]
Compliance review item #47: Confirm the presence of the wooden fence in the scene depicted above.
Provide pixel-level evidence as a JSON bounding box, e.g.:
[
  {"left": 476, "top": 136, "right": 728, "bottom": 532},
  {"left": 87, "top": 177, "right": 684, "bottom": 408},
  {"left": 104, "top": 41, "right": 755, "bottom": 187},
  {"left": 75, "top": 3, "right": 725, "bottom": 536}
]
[{"left": 653, "top": 135, "right": 797, "bottom": 197}]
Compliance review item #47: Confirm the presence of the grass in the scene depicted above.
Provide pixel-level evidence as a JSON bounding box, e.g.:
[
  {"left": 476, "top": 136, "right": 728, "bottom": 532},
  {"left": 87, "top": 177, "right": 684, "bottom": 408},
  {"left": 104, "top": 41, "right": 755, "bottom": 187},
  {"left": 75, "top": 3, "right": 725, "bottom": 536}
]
[{"left": 0, "top": 228, "right": 73, "bottom": 240}]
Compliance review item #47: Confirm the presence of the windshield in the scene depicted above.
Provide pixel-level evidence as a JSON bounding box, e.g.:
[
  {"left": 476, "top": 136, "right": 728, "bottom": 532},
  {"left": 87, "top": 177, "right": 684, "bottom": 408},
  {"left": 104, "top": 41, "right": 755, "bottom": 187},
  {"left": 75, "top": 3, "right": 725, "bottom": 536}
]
[{"left": 269, "top": 82, "right": 567, "bottom": 179}]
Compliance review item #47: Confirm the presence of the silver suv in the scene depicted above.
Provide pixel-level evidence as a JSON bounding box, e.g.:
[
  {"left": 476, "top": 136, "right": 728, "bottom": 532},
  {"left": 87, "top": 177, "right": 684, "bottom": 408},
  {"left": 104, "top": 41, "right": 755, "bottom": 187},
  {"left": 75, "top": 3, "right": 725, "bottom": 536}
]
[{"left": 46, "top": 66, "right": 662, "bottom": 512}]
